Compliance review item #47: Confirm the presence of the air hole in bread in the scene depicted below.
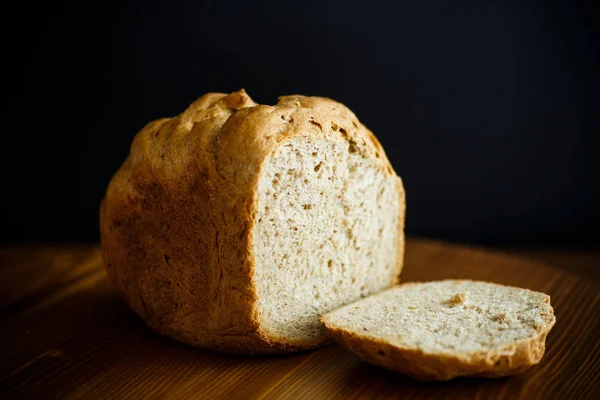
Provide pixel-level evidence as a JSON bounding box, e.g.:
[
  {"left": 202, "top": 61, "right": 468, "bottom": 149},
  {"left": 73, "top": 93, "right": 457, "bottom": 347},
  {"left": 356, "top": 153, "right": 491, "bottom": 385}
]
[{"left": 309, "top": 119, "right": 322, "bottom": 130}]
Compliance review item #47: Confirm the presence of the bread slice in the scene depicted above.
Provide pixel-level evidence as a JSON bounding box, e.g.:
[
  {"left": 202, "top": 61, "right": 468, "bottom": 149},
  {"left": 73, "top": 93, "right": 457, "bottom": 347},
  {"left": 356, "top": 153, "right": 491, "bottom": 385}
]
[
  {"left": 100, "top": 90, "right": 405, "bottom": 354},
  {"left": 320, "top": 280, "right": 555, "bottom": 380}
]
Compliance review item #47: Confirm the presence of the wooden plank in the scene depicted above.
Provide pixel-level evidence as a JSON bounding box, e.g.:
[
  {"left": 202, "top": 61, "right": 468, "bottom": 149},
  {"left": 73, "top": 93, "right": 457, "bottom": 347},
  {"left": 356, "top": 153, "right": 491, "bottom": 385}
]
[
  {"left": 507, "top": 248, "right": 600, "bottom": 283},
  {"left": 0, "top": 269, "right": 125, "bottom": 379},
  {"left": 1, "top": 240, "right": 599, "bottom": 399},
  {"left": 0, "top": 246, "right": 103, "bottom": 315}
]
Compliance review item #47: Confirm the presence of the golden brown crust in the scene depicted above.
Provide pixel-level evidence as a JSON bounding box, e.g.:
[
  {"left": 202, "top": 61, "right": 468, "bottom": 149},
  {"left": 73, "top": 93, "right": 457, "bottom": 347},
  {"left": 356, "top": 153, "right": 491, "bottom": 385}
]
[
  {"left": 394, "top": 178, "right": 406, "bottom": 285},
  {"left": 320, "top": 281, "right": 556, "bottom": 380},
  {"left": 100, "top": 89, "right": 404, "bottom": 354}
]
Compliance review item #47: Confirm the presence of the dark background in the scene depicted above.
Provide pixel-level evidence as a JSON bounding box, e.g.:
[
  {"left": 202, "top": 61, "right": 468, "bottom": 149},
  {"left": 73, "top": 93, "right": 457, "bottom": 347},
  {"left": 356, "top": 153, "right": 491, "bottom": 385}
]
[{"left": 4, "top": 0, "right": 599, "bottom": 247}]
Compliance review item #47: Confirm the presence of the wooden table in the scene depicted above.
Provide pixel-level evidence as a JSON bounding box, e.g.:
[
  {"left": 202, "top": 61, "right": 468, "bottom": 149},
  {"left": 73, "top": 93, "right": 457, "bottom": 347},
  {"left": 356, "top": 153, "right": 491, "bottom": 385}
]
[{"left": 1, "top": 239, "right": 599, "bottom": 399}]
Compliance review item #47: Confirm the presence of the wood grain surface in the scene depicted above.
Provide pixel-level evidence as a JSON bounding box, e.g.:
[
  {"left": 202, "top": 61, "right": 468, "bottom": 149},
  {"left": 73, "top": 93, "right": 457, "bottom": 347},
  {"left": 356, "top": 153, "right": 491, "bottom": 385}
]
[{"left": 0, "top": 239, "right": 599, "bottom": 400}]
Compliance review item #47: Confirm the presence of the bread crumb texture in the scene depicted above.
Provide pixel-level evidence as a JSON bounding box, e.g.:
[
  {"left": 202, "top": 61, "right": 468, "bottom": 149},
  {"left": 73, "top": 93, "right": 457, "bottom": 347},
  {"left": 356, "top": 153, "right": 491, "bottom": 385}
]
[{"left": 254, "top": 128, "right": 401, "bottom": 345}]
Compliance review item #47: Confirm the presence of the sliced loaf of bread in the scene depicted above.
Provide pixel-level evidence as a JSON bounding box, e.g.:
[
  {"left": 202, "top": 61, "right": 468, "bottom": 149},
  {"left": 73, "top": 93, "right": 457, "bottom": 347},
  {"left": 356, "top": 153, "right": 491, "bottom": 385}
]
[
  {"left": 100, "top": 90, "right": 405, "bottom": 354},
  {"left": 320, "top": 280, "right": 555, "bottom": 380}
]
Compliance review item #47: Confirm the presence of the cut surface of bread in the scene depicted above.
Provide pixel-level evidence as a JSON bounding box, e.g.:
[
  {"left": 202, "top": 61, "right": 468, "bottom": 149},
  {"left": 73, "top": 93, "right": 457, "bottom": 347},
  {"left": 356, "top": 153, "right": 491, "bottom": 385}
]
[
  {"left": 320, "top": 280, "right": 556, "bottom": 380},
  {"left": 100, "top": 89, "right": 405, "bottom": 354},
  {"left": 255, "top": 135, "right": 401, "bottom": 346}
]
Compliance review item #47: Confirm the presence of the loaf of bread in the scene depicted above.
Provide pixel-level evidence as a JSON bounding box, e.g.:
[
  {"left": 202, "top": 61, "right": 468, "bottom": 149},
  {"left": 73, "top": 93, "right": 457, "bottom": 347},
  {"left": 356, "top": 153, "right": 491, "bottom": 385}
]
[
  {"left": 320, "top": 280, "right": 556, "bottom": 380},
  {"left": 100, "top": 90, "right": 406, "bottom": 354}
]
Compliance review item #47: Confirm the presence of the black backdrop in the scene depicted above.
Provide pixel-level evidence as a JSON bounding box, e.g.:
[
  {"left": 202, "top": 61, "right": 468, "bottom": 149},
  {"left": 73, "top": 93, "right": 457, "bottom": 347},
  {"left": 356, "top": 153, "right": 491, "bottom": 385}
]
[{"left": 5, "top": 0, "right": 599, "bottom": 246}]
